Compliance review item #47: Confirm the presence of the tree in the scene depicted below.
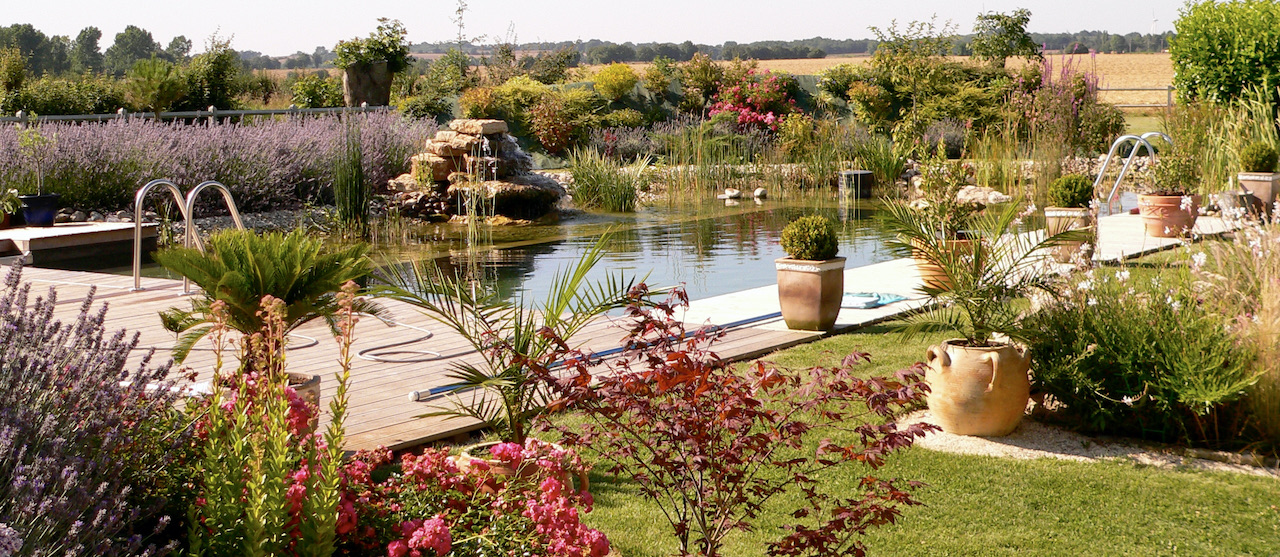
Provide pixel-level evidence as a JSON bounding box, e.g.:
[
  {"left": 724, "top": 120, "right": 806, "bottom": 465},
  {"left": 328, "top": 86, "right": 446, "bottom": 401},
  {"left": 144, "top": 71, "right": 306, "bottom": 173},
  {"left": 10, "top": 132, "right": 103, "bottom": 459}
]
[
  {"left": 104, "top": 25, "right": 160, "bottom": 76},
  {"left": 165, "top": 35, "right": 192, "bottom": 61},
  {"left": 970, "top": 8, "right": 1041, "bottom": 68},
  {"left": 0, "top": 24, "right": 56, "bottom": 75},
  {"left": 71, "top": 27, "right": 103, "bottom": 73}
]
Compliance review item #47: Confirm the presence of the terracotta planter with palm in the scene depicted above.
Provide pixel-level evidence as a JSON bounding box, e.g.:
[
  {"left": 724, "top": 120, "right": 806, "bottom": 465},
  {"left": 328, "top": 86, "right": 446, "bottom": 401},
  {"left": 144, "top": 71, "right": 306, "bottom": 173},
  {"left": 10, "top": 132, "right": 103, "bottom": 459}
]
[{"left": 889, "top": 199, "right": 1089, "bottom": 436}]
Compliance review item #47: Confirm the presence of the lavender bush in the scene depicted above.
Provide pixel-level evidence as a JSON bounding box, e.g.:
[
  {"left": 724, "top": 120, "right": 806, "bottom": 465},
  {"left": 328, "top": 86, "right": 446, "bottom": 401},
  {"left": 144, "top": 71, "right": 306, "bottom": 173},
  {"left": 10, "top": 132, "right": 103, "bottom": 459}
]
[
  {"left": 0, "top": 112, "right": 435, "bottom": 213},
  {"left": 0, "top": 262, "right": 193, "bottom": 556}
]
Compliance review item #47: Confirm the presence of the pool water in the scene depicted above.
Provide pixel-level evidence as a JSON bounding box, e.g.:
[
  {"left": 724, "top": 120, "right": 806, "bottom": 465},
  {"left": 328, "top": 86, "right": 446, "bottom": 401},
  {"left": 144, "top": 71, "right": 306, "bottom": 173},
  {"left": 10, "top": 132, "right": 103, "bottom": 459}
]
[{"left": 373, "top": 195, "right": 897, "bottom": 302}]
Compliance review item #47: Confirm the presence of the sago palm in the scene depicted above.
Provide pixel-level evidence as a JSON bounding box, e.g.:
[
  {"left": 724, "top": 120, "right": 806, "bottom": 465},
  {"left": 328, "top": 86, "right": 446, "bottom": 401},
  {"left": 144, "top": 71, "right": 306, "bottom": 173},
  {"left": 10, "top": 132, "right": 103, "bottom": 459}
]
[{"left": 155, "top": 228, "right": 381, "bottom": 362}]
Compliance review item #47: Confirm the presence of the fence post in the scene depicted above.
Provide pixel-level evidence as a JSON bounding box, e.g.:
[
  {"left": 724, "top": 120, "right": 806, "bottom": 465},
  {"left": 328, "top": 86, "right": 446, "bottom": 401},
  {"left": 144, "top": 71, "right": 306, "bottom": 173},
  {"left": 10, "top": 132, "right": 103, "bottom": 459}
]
[
  {"left": 14, "top": 110, "right": 26, "bottom": 126},
  {"left": 1167, "top": 85, "right": 1174, "bottom": 109}
]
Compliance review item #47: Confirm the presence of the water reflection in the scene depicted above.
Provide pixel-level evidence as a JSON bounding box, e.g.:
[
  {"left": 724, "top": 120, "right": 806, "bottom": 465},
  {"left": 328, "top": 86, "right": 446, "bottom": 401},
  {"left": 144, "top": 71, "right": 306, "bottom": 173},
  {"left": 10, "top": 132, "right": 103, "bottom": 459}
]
[{"left": 383, "top": 197, "right": 897, "bottom": 302}]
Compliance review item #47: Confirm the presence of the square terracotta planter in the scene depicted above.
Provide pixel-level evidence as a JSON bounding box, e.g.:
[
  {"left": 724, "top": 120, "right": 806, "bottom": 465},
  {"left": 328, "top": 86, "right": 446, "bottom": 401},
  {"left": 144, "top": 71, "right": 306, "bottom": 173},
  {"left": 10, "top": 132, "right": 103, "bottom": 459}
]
[{"left": 775, "top": 257, "right": 845, "bottom": 331}]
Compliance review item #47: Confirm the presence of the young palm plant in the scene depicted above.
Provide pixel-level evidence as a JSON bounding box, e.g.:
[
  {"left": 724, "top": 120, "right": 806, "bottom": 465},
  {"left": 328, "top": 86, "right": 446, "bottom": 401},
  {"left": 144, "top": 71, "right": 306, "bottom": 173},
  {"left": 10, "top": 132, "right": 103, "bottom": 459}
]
[
  {"left": 155, "top": 228, "right": 381, "bottom": 363},
  {"left": 886, "top": 199, "right": 1089, "bottom": 344},
  {"left": 373, "top": 235, "right": 647, "bottom": 444}
]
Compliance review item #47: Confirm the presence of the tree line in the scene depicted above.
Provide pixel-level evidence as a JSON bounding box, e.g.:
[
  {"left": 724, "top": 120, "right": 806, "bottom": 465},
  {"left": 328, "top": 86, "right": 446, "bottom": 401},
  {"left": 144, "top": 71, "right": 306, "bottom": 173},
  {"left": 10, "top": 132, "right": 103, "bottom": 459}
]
[{"left": 0, "top": 20, "right": 1176, "bottom": 81}]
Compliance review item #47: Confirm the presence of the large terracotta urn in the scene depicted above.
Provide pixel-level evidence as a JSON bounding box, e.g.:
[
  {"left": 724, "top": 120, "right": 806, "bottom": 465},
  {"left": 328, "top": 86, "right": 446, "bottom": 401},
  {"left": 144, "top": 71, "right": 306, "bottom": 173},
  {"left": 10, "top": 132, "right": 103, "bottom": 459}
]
[
  {"left": 1137, "top": 194, "right": 1200, "bottom": 238},
  {"left": 924, "top": 340, "right": 1030, "bottom": 436},
  {"left": 775, "top": 257, "right": 845, "bottom": 331}
]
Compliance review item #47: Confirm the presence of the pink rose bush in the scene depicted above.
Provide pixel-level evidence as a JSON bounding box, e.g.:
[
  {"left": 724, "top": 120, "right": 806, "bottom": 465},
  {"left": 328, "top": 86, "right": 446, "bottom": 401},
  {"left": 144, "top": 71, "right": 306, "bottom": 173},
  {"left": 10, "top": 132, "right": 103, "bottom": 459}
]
[
  {"left": 335, "top": 438, "right": 609, "bottom": 557},
  {"left": 708, "top": 69, "right": 799, "bottom": 132}
]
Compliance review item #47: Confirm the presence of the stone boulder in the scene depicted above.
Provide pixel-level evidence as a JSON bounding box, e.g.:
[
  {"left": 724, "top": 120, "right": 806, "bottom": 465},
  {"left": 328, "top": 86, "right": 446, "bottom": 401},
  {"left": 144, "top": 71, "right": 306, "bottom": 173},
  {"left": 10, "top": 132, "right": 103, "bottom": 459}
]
[
  {"left": 447, "top": 173, "right": 566, "bottom": 220},
  {"left": 449, "top": 119, "right": 509, "bottom": 135}
]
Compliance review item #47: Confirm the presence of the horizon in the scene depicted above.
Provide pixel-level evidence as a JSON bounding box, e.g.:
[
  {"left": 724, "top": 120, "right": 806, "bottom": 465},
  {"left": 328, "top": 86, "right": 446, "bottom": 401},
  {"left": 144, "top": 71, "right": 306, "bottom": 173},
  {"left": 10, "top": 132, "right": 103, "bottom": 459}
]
[{"left": 5, "top": 0, "right": 1181, "bottom": 57}]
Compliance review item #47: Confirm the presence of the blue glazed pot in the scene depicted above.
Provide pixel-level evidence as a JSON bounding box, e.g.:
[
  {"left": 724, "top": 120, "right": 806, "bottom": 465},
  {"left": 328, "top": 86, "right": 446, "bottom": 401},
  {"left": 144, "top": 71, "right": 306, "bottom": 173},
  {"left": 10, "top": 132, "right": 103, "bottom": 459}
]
[{"left": 19, "top": 194, "right": 60, "bottom": 227}]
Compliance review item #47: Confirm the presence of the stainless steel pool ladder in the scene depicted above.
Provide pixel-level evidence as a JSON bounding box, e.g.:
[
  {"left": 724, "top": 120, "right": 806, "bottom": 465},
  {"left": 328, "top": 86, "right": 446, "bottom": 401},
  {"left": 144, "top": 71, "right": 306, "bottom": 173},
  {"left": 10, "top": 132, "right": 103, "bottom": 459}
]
[
  {"left": 1096, "top": 132, "right": 1173, "bottom": 216},
  {"left": 132, "top": 179, "right": 246, "bottom": 292}
]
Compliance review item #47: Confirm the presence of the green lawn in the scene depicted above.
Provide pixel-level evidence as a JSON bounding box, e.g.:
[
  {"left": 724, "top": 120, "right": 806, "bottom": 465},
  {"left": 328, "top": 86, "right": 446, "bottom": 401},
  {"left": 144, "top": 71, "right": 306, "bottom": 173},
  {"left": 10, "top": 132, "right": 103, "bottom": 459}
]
[{"left": 574, "top": 325, "right": 1280, "bottom": 556}]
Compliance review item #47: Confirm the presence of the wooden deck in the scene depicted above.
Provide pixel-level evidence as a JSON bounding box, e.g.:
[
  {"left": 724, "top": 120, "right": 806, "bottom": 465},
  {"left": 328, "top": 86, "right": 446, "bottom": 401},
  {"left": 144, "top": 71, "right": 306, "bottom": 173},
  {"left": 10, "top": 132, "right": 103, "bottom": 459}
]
[{"left": 15, "top": 265, "right": 822, "bottom": 452}]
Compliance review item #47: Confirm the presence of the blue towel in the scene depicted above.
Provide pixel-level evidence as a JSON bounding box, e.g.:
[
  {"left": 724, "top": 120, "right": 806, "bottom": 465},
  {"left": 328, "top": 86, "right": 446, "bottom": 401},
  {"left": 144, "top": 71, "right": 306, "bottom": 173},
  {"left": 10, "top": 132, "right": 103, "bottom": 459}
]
[{"left": 841, "top": 292, "right": 907, "bottom": 309}]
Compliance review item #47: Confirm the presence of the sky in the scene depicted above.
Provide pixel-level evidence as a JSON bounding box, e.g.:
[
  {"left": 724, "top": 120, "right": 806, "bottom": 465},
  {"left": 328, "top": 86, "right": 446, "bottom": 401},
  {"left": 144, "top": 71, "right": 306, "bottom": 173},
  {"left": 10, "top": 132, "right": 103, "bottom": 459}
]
[{"left": 6, "top": 0, "right": 1183, "bottom": 56}]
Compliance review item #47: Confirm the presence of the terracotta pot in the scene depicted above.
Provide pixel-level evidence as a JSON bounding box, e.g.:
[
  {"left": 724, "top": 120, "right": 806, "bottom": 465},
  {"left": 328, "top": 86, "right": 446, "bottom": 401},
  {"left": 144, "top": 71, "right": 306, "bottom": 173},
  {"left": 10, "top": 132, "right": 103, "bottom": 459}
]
[
  {"left": 1237, "top": 172, "right": 1278, "bottom": 218},
  {"left": 1044, "top": 207, "right": 1095, "bottom": 263},
  {"left": 456, "top": 441, "right": 589, "bottom": 493},
  {"left": 1137, "top": 194, "right": 1200, "bottom": 238},
  {"left": 775, "top": 256, "right": 845, "bottom": 331},
  {"left": 910, "top": 237, "right": 976, "bottom": 292},
  {"left": 925, "top": 340, "right": 1030, "bottom": 436}
]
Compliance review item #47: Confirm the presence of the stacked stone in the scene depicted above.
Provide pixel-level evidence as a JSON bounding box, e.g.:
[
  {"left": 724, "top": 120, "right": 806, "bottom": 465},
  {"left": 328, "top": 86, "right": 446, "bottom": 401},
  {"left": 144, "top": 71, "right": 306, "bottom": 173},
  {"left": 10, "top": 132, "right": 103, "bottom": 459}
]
[{"left": 411, "top": 119, "right": 527, "bottom": 183}]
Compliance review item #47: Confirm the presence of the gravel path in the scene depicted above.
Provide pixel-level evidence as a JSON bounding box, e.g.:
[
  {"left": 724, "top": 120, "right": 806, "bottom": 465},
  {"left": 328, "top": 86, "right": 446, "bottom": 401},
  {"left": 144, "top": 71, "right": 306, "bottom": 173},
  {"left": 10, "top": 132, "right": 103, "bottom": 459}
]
[{"left": 900, "top": 410, "right": 1280, "bottom": 478}]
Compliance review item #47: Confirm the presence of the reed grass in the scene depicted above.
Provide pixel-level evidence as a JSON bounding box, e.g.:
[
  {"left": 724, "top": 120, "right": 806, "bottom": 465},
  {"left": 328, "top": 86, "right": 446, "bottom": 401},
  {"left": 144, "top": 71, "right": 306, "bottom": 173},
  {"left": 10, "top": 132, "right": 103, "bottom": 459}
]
[
  {"left": 333, "top": 116, "right": 369, "bottom": 234},
  {"left": 568, "top": 148, "right": 645, "bottom": 212}
]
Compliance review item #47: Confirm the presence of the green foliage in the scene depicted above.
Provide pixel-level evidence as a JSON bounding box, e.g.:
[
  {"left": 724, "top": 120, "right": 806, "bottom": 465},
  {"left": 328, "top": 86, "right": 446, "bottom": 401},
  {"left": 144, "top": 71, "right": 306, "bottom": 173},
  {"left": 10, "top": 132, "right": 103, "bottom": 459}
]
[
  {"left": 423, "top": 48, "right": 473, "bottom": 96},
  {"left": 970, "top": 8, "right": 1042, "bottom": 68},
  {"left": 103, "top": 25, "right": 160, "bottom": 76},
  {"left": 1026, "top": 267, "right": 1259, "bottom": 446},
  {"left": 854, "top": 133, "right": 907, "bottom": 191},
  {"left": 17, "top": 120, "right": 53, "bottom": 195},
  {"left": 188, "top": 289, "right": 356, "bottom": 557},
  {"left": 679, "top": 52, "right": 723, "bottom": 109},
  {"left": 779, "top": 214, "right": 839, "bottom": 260},
  {"left": 528, "top": 87, "right": 605, "bottom": 154},
  {"left": 153, "top": 228, "right": 378, "bottom": 363},
  {"left": 1172, "top": 0, "right": 1280, "bottom": 102},
  {"left": 333, "top": 18, "right": 412, "bottom": 74},
  {"left": 816, "top": 63, "right": 860, "bottom": 102},
  {"left": 1150, "top": 150, "right": 1201, "bottom": 195},
  {"left": 179, "top": 36, "right": 242, "bottom": 110},
  {"left": 374, "top": 236, "right": 642, "bottom": 443},
  {"left": 333, "top": 118, "right": 369, "bottom": 229},
  {"left": 290, "top": 74, "right": 343, "bottom": 108},
  {"left": 642, "top": 56, "right": 677, "bottom": 97},
  {"left": 0, "top": 75, "right": 127, "bottom": 115},
  {"left": 0, "top": 47, "right": 24, "bottom": 92},
  {"left": 1047, "top": 174, "right": 1095, "bottom": 208},
  {"left": 398, "top": 92, "right": 452, "bottom": 121},
  {"left": 1239, "top": 141, "right": 1279, "bottom": 173},
  {"left": 885, "top": 199, "right": 1089, "bottom": 345},
  {"left": 567, "top": 148, "right": 646, "bottom": 212},
  {"left": 593, "top": 62, "right": 639, "bottom": 101},
  {"left": 601, "top": 107, "right": 644, "bottom": 128},
  {"left": 125, "top": 56, "right": 185, "bottom": 113},
  {"left": 523, "top": 46, "right": 577, "bottom": 85}
]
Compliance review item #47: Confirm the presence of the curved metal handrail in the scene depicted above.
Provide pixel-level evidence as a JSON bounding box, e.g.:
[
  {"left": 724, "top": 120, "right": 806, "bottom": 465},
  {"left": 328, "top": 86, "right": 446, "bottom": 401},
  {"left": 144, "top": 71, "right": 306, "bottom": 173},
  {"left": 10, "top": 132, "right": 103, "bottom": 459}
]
[
  {"left": 1095, "top": 133, "right": 1170, "bottom": 215},
  {"left": 133, "top": 179, "right": 191, "bottom": 291},
  {"left": 182, "top": 181, "right": 246, "bottom": 294}
]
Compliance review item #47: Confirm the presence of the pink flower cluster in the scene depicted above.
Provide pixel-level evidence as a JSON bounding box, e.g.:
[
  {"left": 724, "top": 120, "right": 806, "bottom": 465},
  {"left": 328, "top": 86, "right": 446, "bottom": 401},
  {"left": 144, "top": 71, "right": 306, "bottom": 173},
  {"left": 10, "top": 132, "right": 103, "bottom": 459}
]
[
  {"left": 708, "top": 70, "right": 799, "bottom": 132},
  {"left": 335, "top": 439, "right": 608, "bottom": 557}
]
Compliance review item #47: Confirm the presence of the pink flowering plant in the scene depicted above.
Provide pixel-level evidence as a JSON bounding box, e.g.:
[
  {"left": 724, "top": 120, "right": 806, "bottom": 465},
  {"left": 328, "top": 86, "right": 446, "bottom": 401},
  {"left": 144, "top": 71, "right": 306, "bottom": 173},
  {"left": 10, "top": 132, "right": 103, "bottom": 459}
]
[
  {"left": 187, "top": 283, "right": 360, "bottom": 556},
  {"left": 334, "top": 437, "right": 608, "bottom": 557},
  {"left": 708, "top": 69, "right": 799, "bottom": 132}
]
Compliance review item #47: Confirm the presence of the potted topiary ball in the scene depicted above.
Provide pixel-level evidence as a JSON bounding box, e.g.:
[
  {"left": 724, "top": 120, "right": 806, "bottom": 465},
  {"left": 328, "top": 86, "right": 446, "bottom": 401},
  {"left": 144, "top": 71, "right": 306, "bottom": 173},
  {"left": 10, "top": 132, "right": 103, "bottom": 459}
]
[
  {"left": 775, "top": 215, "right": 845, "bottom": 331},
  {"left": 1044, "top": 174, "right": 1096, "bottom": 263},
  {"left": 1237, "top": 141, "right": 1278, "bottom": 218}
]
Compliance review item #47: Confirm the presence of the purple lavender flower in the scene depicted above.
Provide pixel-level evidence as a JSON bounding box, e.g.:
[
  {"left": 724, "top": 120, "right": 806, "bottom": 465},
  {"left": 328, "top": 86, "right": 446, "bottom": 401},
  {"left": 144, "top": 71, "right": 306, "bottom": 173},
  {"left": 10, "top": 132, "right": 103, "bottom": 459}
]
[{"left": 0, "top": 261, "right": 191, "bottom": 555}]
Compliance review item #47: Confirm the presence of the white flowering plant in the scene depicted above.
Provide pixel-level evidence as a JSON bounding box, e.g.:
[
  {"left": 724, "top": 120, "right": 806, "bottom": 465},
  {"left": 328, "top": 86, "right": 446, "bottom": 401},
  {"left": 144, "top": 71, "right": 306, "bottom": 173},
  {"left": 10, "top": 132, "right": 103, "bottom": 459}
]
[{"left": 1023, "top": 266, "right": 1260, "bottom": 446}]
